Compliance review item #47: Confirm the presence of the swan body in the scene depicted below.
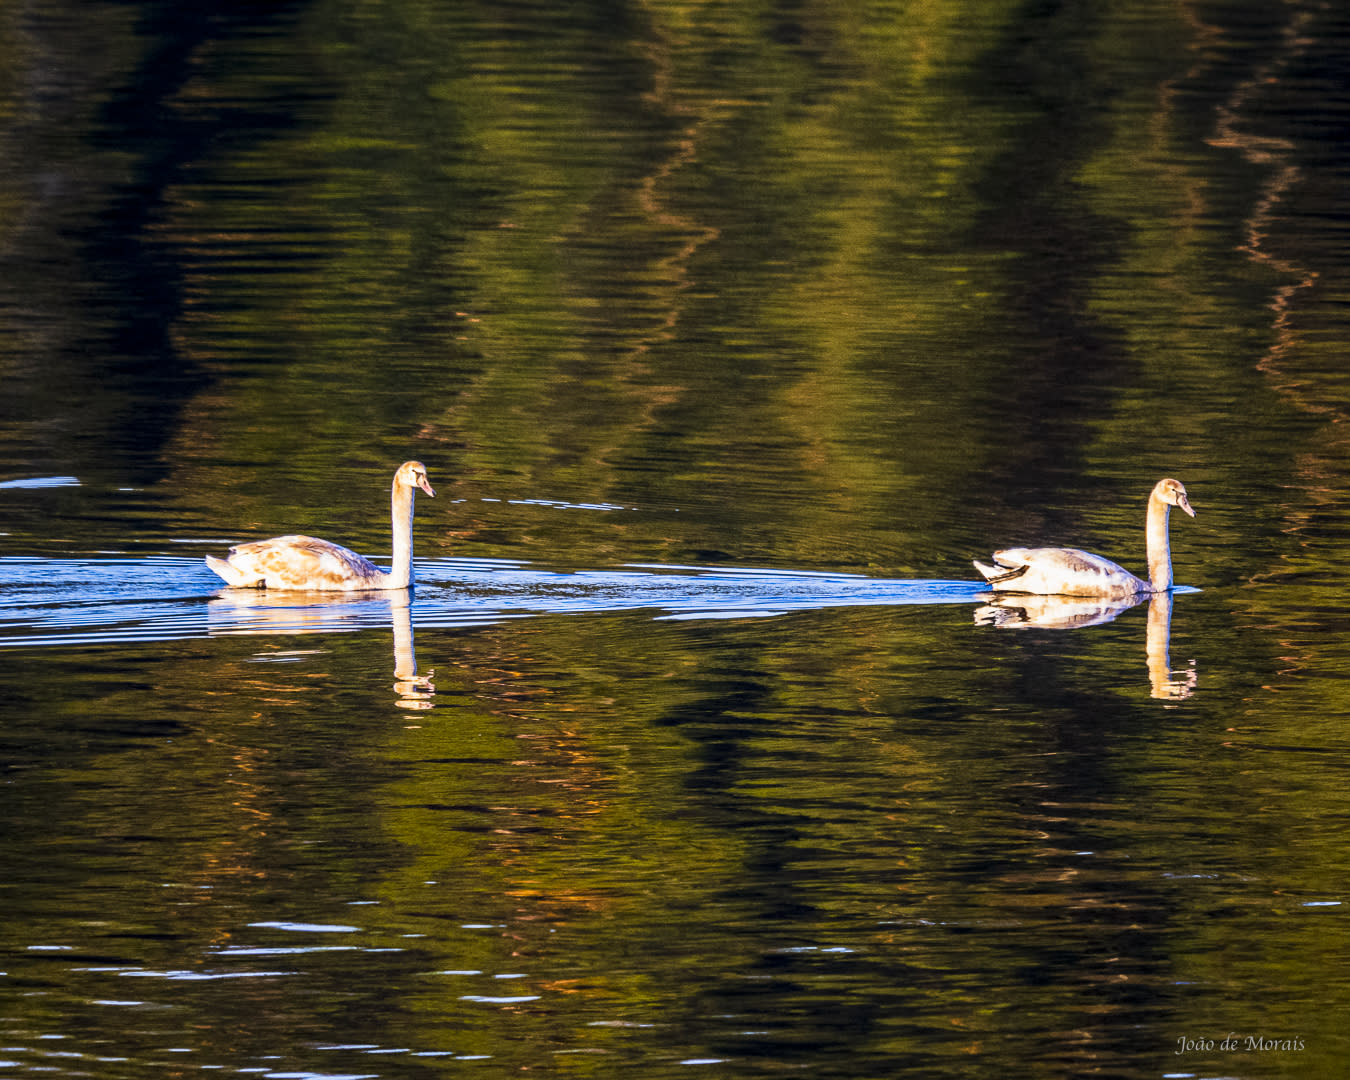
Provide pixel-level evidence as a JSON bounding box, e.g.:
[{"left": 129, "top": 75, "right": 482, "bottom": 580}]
[
  {"left": 206, "top": 461, "right": 435, "bottom": 591},
  {"left": 974, "top": 478, "right": 1194, "bottom": 598}
]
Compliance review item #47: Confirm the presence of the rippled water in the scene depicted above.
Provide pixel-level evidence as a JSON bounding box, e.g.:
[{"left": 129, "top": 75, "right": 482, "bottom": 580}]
[
  {"left": 0, "top": 553, "right": 988, "bottom": 644},
  {"left": 4, "top": 1, "right": 1350, "bottom": 1077}
]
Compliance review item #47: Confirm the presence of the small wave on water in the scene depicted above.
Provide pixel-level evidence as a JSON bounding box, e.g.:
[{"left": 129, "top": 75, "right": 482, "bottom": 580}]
[
  {"left": 0, "top": 475, "right": 81, "bottom": 490},
  {"left": 0, "top": 554, "right": 989, "bottom": 647}
]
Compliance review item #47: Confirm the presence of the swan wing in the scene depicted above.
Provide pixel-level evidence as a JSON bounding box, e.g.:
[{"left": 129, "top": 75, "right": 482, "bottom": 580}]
[
  {"left": 213, "top": 535, "right": 386, "bottom": 590},
  {"left": 977, "top": 547, "right": 1147, "bottom": 597}
]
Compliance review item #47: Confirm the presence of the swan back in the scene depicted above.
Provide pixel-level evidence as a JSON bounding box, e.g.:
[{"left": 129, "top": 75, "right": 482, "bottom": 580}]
[
  {"left": 975, "top": 547, "right": 1147, "bottom": 598},
  {"left": 207, "top": 535, "right": 388, "bottom": 591}
]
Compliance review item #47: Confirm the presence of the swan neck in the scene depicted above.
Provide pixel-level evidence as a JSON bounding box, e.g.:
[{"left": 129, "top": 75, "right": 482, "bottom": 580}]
[
  {"left": 1145, "top": 492, "right": 1173, "bottom": 592},
  {"left": 388, "top": 480, "right": 416, "bottom": 589}
]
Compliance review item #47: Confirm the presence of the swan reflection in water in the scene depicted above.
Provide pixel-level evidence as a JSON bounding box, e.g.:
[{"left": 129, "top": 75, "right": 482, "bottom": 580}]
[
  {"left": 207, "top": 589, "right": 435, "bottom": 711},
  {"left": 975, "top": 590, "right": 1197, "bottom": 701}
]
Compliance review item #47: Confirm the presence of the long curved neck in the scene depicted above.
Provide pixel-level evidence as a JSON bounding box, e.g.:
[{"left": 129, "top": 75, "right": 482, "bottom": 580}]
[
  {"left": 387, "top": 480, "right": 417, "bottom": 589},
  {"left": 1144, "top": 491, "right": 1173, "bottom": 592}
]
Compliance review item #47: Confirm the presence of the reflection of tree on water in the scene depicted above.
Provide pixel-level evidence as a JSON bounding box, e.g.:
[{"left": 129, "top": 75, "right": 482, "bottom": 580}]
[
  {"left": 207, "top": 589, "right": 435, "bottom": 711},
  {"left": 975, "top": 591, "right": 1196, "bottom": 701}
]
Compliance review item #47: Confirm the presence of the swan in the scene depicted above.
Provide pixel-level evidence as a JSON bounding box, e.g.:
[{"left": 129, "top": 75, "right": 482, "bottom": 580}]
[
  {"left": 206, "top": 461, "right": 435, "bottom": 591},
  {"left": 974, "top": 478, "right": 1195, "bottom": 598}
]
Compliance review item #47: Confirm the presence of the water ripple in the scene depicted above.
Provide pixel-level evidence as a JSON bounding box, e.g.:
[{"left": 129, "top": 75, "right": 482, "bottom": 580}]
[{"left": 0, "top": 553, "right": 989, "bottom": 647}]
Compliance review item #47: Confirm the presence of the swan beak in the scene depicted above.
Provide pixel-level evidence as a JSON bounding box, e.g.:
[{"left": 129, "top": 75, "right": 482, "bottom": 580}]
[
  {"left": 1177, "top": 493, "right": 1195, "bottom": 517},
  {"left": 418, "top": 476, "right": 436, "bottom": 498}
]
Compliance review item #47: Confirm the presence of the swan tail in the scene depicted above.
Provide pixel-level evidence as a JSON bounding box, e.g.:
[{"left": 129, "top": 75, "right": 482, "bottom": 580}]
[
  {"left": 973, "top": 559, "right": 1029, "bottom": 586},
  {"left": 205, "top": 555, "right": 264, "bottom": 588}
]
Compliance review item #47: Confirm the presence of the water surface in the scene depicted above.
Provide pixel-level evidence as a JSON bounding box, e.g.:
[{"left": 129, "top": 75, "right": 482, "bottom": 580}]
[{"left": 2, "top": 1, "right": 1350, "bottom": 1077}]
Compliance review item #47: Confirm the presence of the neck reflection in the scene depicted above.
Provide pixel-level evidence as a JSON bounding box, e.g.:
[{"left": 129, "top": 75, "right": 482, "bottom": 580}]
[
  {"left": 207, "top": 588, "right": 436, "bottom": 710},
  {"left": 975, "top": 590, "right": 1197, "bottom": 701}
]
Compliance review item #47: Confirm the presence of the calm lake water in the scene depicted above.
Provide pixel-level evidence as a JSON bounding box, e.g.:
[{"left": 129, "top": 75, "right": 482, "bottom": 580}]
[{"left": 3, "top": 1, "right": 1350, "bottom": 1077}]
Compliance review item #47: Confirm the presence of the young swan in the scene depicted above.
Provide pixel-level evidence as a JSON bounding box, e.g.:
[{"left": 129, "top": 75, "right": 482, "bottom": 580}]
[
  {"left": 974, "top": 478, "right": 1195, "bottom": 598},
  {"left": 206, "top": 461, "right": 435, "bottom": 591}
]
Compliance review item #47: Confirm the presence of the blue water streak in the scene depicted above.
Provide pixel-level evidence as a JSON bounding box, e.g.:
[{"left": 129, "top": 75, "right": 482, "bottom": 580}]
[{"left": 0, "top": 554, "right": 990, "bottom": 646}]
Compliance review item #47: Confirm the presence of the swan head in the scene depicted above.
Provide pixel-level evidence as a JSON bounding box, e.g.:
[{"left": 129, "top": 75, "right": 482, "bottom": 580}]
[
  {"left": 396, "top": 460, "right": 436, "bottom": 498},
  {"left": 1154, "top": 477, "right": 1194, "bottom": 517}
]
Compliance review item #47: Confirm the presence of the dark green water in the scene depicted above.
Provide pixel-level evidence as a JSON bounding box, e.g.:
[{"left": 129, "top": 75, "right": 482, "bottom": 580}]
[{"left": 2, "top": 1, "right": 1349, "bottom": 1076}]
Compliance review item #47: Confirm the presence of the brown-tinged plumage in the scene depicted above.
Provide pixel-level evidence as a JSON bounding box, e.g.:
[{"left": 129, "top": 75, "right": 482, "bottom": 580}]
[
  {"left": 974, "top": 478, "right": 1195, "bottom": 598},
  {"left": 206, "top": 461, "right": 435, "bottom": 591}
]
